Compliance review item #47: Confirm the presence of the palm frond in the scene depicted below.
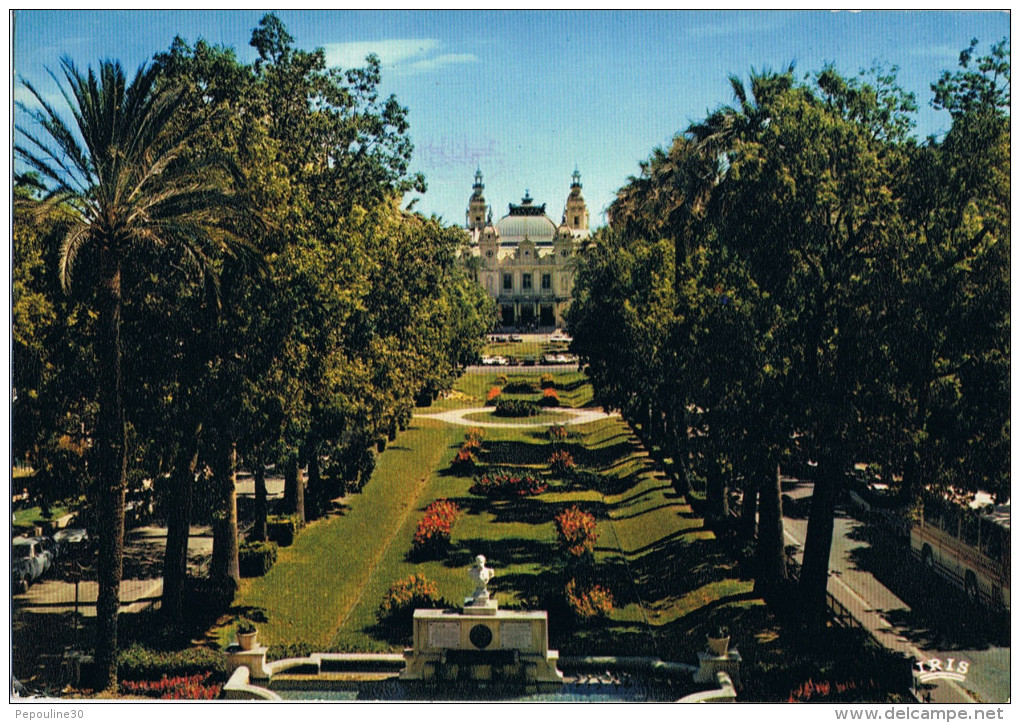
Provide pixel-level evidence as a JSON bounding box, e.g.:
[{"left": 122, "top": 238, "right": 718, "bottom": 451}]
[{"left": 57, "top": 222, "right": 92, "bottom": 291}]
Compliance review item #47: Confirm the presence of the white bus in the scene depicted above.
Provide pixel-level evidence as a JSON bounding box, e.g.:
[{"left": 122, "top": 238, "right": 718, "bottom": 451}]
[{"left": 910, "top": 493, "right": 1010, "bottom": 611}]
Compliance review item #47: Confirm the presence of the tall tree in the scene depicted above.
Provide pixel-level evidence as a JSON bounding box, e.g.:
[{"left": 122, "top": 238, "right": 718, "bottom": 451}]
[{"left": 16, "top": 59, "right": 246, "bottom": 689}]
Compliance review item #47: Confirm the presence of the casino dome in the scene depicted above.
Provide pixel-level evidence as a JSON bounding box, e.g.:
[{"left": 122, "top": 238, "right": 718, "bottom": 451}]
[
  {"left": 496, "top": 214, "right": 557, "bottom": 243},
  {"left": 495, "top": 190, "right": 558, "bottom": 244}
]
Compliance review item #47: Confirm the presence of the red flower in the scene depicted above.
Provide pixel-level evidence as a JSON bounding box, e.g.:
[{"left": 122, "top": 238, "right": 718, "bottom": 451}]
[{"left": 554, "top": 505, "right": 597, "bottom": 557}]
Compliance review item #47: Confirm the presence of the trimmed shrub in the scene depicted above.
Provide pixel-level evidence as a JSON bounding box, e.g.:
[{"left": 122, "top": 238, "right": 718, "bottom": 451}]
[
  {"left": 239, "top": 540, "right": 279, "bottom": 577},
  {"left": 463, "top": 427, "right": 485, "bottom": 451},
  {"left": 548, "top": 449, "right": 576, "bottom": 477},
  {"left": 547, "top": 425, "right": 569, "bottom": 443},
  {"left": 117, "top": 643, "right": 227, "bottom": 682},
  {"left": 503, "top": 379, "right": 538, "bottom": 394},
  {"left": 494, "top": 398, "right": 541, "bottom": 417},
  {"left": 494, "top": 373, "right": 508, "bottom": 386},
  {"left": 267, "top": 514, "right": 302, "bottom": 547},
  {"left": 377, "top": 574, "right": 449, "bottom": 638},
  {"left": 540, "top": 373, "right": 556, "bottom": 389},
  {"left": 554, "top": 505, "right": 598, "bottom": 557},
  {"left": 450, "top": 446, "right": 478, "bottom": 474},
  {"left": 564, "top": 579, "right": 614, "bottom": 620},
  {"left": 540, "top": 388, "right": 560, "bottom": 407},
  {"left": 485, "top": 387, "right": 503, "bottom": 405},
  {"left": 412, "top": 499, "right": 462, "bottom": 555},
  {"left": 471, "top": 468, "right": 547, "bottom": 497}
]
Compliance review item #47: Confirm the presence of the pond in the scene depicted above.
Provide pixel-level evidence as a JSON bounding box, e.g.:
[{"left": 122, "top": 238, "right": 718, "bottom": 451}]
[{"left": 268, "top": 672, "right": 696, "bottom": 701}]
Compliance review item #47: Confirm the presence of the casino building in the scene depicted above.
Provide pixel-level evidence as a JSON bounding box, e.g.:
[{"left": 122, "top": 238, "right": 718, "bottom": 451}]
[{"left": 465, "top": 168, "right": 591, "bottom": 328}]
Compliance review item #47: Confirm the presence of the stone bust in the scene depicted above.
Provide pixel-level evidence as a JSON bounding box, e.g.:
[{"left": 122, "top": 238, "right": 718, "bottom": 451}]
[{"left": 468, "top": 554, "right": 494, "bottom": 603}]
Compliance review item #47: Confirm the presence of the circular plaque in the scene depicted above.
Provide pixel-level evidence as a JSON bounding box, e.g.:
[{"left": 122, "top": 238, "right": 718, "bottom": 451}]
[{"left": 469, "top": 624, "right": 493, "bottom": 649}]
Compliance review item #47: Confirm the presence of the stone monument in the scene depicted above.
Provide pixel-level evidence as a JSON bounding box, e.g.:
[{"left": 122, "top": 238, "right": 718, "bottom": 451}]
[
  {"left": 463, "top": 555, "right": 498, "bottom": 614},
  {"left": 400, "top": 554, "right": 563, "bottom": 688}
]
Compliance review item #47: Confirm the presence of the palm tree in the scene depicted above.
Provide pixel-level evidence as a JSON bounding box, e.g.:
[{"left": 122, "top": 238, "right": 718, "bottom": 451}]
[
  {"left": 16, "top": 58, "right": 246, "bottom": 690},
  {"left": 687, "top": 67, "right": 798, "bottom": 604}
]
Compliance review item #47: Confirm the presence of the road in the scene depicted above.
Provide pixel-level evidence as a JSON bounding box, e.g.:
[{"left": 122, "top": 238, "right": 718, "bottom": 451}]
[
  {"left": 14, "top": 524, "right": 215, "bottom": 615},
  {"left": 782, "top": 478, "right": 1010, "bottom": 704}
]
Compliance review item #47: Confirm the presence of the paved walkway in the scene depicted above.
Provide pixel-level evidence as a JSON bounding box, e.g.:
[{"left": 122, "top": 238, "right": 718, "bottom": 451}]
[
  {"left": 14, "top": 524, "right": 213, "bottom": 615},
  {"left": 414, "top": 406, "right": 619, "bottom": 428}
]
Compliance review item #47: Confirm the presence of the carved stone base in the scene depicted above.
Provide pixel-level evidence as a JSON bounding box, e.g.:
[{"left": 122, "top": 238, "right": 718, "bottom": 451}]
[
  {"left": 226, "top": 645, "right": 271, "bottom": 681},
  {"left": 401, "top": 608, "right": 562, "bottom": 686},
  {"left": 694, "top": 648, "right": 741, "bottom": 687}
]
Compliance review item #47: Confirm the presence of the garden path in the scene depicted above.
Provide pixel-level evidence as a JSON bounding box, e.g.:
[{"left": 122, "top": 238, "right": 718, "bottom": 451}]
[{"left": 414, "top": 406, "right": 619, "bottom": 428}]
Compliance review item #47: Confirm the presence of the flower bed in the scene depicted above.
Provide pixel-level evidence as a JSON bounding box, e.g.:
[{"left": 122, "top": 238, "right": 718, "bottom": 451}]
[
  {"left": 554, "top": 505, "right": 598, "bottom": 557},
  {"left": 450, "top": 446, "right": 478, "bottom": 474},
  {"left": 540, "top": 388, "right": 560, "bottom": 407},
  {"left": 485, "top": 386, "right": 502, "bottom": 405},
  {"left": 463, "top": 427, "right": 485, "bottom": 450},
  {"left": 120, "top": 672, "right": 221, "bottom": 700},
  {"left": 547, "top": 425, "right": 569, "bottom": 443},
  {"left": 412, "top": 499, "right": 462, "bottom": 555},
  {"left": 471, "top": 468, "right": 548, "bottom": 497},
  {"left": 377, "top": 573, "right": 449, "bottom": 639},
  {"left": 548, "top": 449, "right": 576, "bottom": 477},
  {"left": 564, "top": 578, "right": 615, "bottom": 620}
]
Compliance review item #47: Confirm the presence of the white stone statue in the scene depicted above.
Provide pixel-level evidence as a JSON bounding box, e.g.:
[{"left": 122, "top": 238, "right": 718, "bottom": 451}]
[{"left": 468, "top": 554, "right": 494, "bottom": 604}]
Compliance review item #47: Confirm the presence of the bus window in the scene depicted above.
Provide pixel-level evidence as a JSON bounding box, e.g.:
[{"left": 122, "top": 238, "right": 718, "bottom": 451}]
[
  {"left": 941, "top": 505, "right": 960, "bottom": 537},
  {"left": 961, "top": 514, "right": 979, "bottom": 547},
  {"left": 984, "top": 523, "right": 1004, "bottom": 562}
]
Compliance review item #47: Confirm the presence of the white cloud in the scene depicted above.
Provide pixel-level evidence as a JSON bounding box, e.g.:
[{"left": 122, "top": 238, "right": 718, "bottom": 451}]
[
  {"left": 322, "top": 38, "right": 476, "bottom": 75},
  {"left": 405, "top": 53, "right": 479, "bottom": 74}
]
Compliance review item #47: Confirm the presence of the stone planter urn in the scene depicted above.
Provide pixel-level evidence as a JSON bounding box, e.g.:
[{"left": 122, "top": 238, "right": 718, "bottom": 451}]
[
  {"left": 706, "top": 626, "right": 729, "bottom": 657},
  {"left": 237, "top": 631, "right": 257, "bottom": 651},
  {"left": 235, "top": 618, "right": 258, "bottom": 651}
]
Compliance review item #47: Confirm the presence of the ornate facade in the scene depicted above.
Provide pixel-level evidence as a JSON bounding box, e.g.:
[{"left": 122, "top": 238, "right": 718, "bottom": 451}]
[{"left": 465, "top": 169, "right": 591, "bottom": 328}]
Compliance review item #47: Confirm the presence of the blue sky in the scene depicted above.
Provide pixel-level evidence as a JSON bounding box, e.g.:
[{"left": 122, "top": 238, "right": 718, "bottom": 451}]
[{"left": 13, "top": 10, "right": 1010, "bottom": 228}]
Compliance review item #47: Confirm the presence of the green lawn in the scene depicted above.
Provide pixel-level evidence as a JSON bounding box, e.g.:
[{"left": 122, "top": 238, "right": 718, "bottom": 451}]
[
  {"left": 429, "top": 370, "right": 592, "bottom": 412},
  {"left": 225, "top": 370, "right": 758, "bottom": 665},
  {"left": 484, "top": 339, "right": 570, "bottom": 360},
  {"left": 13, "top": 505, "right": 70, "bottom": 532}
]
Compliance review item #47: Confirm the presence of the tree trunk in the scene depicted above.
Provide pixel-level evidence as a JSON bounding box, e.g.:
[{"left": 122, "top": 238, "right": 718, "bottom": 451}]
[
  {"left": 210, "top": 441, "right": 240, "bottom": 595},
  {"left": 283, "top": 451, "right": 305, "bottom": 523},
  {"left": 741, "top": 472, "right": 758, "bottom": 540},
  {"left": 755, "top": 460, "right": 788, "bottom": 601},
  {"left": 161, "top": 419, "right": 201, "bottom": 624},
  {"left": 668, "top": 406, "right": 691, "bottom": 498},
  {"left": 92, "top": 254, "right": 127, "bottom": 691},
  {"left": 252, "top": 454, "right": 268, "bottom": 542},
  {"left": 706, "top": 453, "right": 729, "bottom": 522},
  {"left": 799, "top": 452, "right": 844, "bottom": 636},
  {"left": 306, "top": 450, "right": 321, "bottom": 519}
]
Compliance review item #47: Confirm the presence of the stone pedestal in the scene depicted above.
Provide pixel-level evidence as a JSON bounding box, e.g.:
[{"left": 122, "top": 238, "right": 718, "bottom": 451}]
[
  {"left": 694, "top": 648, "right": 741, "bottom": 687},
  {"left": 226, "top": 645, "right": 271, "bottom": 681},
  {"left": 401, "top": 608, "right": 562, "bottom": 686}
]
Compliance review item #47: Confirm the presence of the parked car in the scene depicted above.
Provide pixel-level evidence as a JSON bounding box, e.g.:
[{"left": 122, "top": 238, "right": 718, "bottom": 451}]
[
  {"left": 53, "top": 528, "right": 89, "bottom": 560},
  {"left": 12, "top": 536, "right": 52, "bottom": 594},
  {"left": 32, "top": 535, "right": 59, "bottom": 563}
]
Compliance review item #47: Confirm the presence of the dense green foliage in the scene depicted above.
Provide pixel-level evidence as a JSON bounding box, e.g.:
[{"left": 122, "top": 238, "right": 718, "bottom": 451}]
[
  {"left": 569, "top": 41, "right": 1009, "bottom": 632},
  {"left": 13, "top": 13, "right": 493, "bottom": 686}
]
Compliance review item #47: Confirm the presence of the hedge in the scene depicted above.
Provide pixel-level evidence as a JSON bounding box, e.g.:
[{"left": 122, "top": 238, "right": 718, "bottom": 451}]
[
  {"left": 117, "top": 643, "right": 227, "bottom": 682},
  {"left": 267, "top": 514, "right": 303, "bottom": 547},
  {"left": 494, "top": 398, "right": 541, "bottom": 417},
  {"left": 239, "top": 540, "right": 279, "bottom": 577}
]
